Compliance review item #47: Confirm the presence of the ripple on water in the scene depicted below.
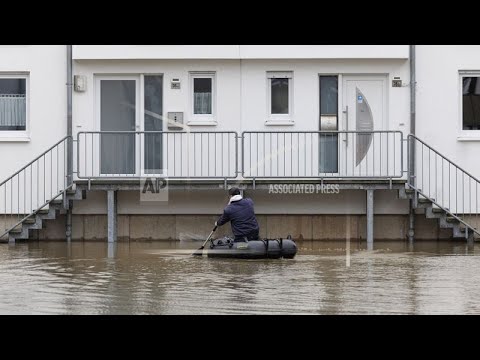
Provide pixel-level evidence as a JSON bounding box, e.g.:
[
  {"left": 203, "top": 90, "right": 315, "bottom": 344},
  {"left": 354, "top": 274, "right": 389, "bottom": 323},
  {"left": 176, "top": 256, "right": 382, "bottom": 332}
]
[{"left": 0, "top": 241, "right": 480, "bottom": 314}]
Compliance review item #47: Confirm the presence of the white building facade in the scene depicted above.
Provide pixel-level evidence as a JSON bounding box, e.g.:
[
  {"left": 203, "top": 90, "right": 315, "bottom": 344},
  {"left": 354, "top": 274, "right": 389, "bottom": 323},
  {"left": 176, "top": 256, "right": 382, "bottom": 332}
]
[{"left": 1, "top": 45, "right": 479, "bottom": 242}]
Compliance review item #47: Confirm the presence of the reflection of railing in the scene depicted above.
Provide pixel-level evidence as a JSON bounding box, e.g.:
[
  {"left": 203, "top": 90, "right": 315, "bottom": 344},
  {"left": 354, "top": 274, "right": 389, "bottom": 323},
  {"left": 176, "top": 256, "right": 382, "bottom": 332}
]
[
  {"left": 76, "top": 131, "right": 238, "bottom": 179},
  {"left": 242, "top": 131, "right": 404, "bottom": 179},
  {"left": 1, "top": 136, "right": 72, "bottom": 238},
  {"left": 408, "top": 135, "right": 480, "bottom": 236},
  {"left": 0, "top": 94, "right": 26, "bottom": 128}
]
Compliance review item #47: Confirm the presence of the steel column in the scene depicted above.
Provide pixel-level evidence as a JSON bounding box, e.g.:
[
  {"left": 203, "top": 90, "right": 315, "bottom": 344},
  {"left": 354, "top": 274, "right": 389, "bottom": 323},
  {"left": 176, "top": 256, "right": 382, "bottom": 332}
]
[
  {"left": 66, "top": 204, "right": 72, "bottom": 242},
  {"left": 107, "top": 190, "right": 117, "bottom": 242},
  {"left": 366, "top": 189, "right": 374, "bottom": 249}
]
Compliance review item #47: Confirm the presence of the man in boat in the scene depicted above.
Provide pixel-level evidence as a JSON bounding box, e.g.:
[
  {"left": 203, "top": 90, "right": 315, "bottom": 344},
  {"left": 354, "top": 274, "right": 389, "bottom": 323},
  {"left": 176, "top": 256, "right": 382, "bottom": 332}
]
[{"left": 215, "top": 187, "right": 260, "bottom": 242}]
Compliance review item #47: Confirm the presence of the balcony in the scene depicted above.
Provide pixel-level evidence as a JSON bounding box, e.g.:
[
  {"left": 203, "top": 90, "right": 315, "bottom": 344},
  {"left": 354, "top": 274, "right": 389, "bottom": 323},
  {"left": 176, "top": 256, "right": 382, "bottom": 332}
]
[{"left": 75, "top": 131, "right": 404, "bottom": 187}]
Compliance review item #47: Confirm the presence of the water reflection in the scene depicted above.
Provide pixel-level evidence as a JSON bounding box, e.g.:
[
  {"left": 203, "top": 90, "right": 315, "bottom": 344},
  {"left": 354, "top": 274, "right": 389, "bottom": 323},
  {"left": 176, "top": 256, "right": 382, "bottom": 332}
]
[{"left": 0, "top": 240, "right": 479, "bottom": 314}]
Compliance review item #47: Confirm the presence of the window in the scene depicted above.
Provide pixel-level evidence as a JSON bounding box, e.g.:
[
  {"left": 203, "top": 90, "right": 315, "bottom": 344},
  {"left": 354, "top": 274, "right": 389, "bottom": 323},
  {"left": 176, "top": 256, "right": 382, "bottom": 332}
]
[
  {"left": 319, "top": 75, "right": 338, "bottom": 173},
  {"left": 462, "top": 76, "right": 480, "bottom": 130},
  {"left": 189, "top": 72, "right": 215, "bottom": 124},
  {"left": 267, "top": 71, "right": 293, "bottom": 122},
  {"left": 0, "top": 75, "right": 27, "bottom": 133}
]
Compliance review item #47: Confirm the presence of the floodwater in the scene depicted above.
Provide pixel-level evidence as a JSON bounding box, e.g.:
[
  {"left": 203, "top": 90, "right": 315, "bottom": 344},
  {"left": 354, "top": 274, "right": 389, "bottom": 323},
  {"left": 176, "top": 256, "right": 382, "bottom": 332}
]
[{"left": 0, "top": 240, "right": 480, "bottom": 315}]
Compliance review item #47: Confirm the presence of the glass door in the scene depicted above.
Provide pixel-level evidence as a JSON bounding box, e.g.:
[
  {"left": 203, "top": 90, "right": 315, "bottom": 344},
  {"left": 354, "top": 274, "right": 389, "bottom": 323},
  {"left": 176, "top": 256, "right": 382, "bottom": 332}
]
[
  {"left": 97, "top": 76, "right": 139, "bottom": 176},
  {"left": 141, "top": 75, "right": 164, "bottom": 176}
]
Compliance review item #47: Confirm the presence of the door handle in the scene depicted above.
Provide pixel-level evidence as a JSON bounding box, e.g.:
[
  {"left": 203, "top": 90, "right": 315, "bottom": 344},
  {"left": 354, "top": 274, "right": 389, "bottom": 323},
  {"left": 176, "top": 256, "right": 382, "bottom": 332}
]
[{"left": 342, "top": 106, "right": 349, "bottom": 146}]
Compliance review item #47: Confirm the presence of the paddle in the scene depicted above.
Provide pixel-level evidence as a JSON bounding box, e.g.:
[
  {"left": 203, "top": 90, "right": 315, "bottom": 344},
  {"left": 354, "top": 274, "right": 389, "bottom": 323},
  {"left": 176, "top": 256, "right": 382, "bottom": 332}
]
[{"left": 192, "top": 225, "right": 218, "bottom": 256}]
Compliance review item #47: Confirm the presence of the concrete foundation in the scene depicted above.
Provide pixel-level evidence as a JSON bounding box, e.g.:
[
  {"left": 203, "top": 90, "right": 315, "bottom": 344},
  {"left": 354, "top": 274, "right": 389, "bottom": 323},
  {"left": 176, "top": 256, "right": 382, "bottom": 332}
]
[{"left": 25, "top": 213, "right": 478, "bottom": 241}]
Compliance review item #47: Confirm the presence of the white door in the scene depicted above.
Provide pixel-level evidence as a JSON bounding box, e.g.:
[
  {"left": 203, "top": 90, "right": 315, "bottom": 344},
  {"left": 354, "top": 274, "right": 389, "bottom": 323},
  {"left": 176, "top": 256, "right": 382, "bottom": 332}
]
[
  {"left": 95, "top": 75, "right": 164, "bottom": 178},
  {"left": 96, "top": 76, "right": 140, "bottom": 176},
  {"left": 341, "top": 76, "right": 388, "bottom": 177}
]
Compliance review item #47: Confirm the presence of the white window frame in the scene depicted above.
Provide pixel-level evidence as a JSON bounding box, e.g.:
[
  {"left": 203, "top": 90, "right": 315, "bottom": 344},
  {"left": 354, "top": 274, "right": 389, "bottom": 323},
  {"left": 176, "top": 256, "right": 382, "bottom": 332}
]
[
  {"left": 188, "top": 72, "right": 216, "bottom": 126},
  {"left": 266, "top": 71, "right": 294, "bottom": 125},
  {"left": 458, "top": 71, "right": 480, "bottom": 141},
  {"left": 0, "top": 73, "right": 29, "bottom": 141}
]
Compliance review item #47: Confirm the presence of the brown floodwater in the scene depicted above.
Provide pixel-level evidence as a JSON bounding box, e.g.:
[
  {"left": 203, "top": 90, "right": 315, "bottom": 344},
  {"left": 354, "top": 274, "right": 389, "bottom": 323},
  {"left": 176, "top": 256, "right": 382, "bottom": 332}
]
[{"left": 0, "top": 240, "right": 479, "bottom": 314}]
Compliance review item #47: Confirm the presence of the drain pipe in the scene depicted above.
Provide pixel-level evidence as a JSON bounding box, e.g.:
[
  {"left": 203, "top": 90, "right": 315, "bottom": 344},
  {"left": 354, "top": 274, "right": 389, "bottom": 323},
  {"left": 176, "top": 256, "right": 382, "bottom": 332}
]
[
  {"left": 66, "top": 45, "right": 73, "bottom": 242},
  {"left": 408, "top": 45, "right": 416, "bottom": 242}
]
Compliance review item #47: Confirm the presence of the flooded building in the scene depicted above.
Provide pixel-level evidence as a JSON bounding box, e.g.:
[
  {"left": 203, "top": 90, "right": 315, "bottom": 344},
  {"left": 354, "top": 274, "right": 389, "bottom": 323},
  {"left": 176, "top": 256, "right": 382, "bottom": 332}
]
[{"left": 1, "top": 45, "right": 479, "bottom": 242}]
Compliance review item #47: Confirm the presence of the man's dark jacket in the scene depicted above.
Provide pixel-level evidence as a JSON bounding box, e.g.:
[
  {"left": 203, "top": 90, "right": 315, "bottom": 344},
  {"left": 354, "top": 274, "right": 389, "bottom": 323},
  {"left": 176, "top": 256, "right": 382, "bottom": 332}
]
[{"left": 217, "top": 198, "right": 259, "bottom": 237}]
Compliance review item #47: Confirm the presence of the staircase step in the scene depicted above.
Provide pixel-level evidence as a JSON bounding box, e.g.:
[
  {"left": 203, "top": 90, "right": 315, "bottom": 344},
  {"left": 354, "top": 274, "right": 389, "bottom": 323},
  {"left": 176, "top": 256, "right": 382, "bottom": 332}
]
[
  {"left": 418, "top": 198, "right": 435, "bottom": 203},
  {"left": 425, "top": 208, "right": 442, "bottom": 219},
  {"left": 432, "top": 208, "right": 444, "bottom": 213},
  {"left": 446, "top": 216, "right": 459, "bottom": 223},
  {"left": 23, "top": 217, "right": 36, "bottom": 224},
  {"left": 25, "top": 222, "right": 43, "bottom": 230}
]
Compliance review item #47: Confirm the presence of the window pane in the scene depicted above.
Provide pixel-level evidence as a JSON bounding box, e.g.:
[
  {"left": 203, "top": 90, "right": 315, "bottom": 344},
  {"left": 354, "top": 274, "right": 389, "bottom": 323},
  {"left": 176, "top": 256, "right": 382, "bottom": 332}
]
[
  {"left": 319, "top": 134, "right": 338, "bottom": 173},
  {"left": 0, "top": 78, "right": 26, "bottom": 131},
  {"left": 144, "top": 75, "right": 163, "bottom": 174},
  {"left": 463, "top": 76, "right": 480, "bottom": 130},
  {"left": 194, "top": 78, "right": 212, "bottom": 114},
  {"left": 271, "top": 78, "right": 289, "bottom": 114},
  {"left": 320, "top": 76, "right": 338, "bottom": 115}
]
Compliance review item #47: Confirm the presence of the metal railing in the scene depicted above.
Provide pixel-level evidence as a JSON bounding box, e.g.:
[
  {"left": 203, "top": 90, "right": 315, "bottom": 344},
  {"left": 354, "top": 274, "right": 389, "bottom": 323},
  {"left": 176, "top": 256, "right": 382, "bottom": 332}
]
[
  {"left": 242, "top": 131, "right": 403, "bottom": 179},
  {"left": 408, "top": 135, "right": 480, "bottom": 236},
  {"left": 1, "top": 136, "right": 72, "bottom": 238},
  {"left": 76, "top": 131, "right": 238, "bottom": 179}
]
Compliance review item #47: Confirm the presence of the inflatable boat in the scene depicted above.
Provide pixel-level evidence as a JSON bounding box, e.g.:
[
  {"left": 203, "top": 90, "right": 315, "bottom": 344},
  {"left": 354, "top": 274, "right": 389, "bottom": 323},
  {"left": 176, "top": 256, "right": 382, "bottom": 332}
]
[{"left": 206, "top": 236, "right": 297, "bottom": 259}]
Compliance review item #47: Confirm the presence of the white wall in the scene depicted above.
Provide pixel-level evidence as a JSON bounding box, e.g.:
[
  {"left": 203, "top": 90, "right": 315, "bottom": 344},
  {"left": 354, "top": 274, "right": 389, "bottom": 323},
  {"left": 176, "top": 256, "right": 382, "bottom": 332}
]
[
  {"left": 73, "top": 58, "right": 409, "bottom": 181},
  {"left": 240, "top": 59, "right": 409, "bottom": 132},
  {"left": 71, "top": 56, "right": 409, "bottom": 214},
  {"left": 72, "top": 58, "right": 410, "bottom": 134},
  {"left": 73, "top": 59, "right": 241, "bottom": 134},
  {"left": 0, "top": 46, "right": 411, "bottom": 217},
  {"left": 0, "top": 45, "right": 67, "bottom": 182},
  {"left": 416, "top": 45, "right": 480, "bottom": 178},
  {"left": 73, "top": 45, "right": 409, "bottom": 60}
]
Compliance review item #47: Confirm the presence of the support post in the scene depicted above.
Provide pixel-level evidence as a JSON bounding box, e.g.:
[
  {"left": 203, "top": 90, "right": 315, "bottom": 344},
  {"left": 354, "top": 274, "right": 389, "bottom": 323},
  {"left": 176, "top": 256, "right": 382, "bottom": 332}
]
[
  {"left": 66, "top": 203, "right": 72, "bottom": 242},
  {"left": 107, "top": 190, "right": 117, "bottom": 243},
  {"left": 466, "top": 228, "right": 474, "bottom": 250},
  {"left": 408, "top": 198, "right": 415, "bottom": 242},
  {"left": 366, "top": 189, "right": 374, "bottom": 249}
]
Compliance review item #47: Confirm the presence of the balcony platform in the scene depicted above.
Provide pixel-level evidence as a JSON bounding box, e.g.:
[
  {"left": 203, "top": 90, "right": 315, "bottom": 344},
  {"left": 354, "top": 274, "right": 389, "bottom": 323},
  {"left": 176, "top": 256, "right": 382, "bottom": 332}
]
[{"left": 74, "top": 178, "right": 407, "bottom": 192}]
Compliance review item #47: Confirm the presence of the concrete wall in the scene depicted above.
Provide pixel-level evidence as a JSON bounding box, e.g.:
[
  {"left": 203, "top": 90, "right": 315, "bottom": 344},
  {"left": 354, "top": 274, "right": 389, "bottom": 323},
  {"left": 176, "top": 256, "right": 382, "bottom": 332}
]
[
  {"left": 71, "top": 189, "right": 409, "bottom": 215},
  {"left": 28, "top": 213, "right": 457, "bottom": 241}
]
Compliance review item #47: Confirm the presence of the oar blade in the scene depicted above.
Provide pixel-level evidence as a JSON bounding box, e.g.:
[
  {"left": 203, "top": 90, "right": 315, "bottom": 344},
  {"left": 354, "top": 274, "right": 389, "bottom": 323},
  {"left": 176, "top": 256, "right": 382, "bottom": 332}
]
[{"left": 192, "top": 246, "right": 205, "bottom": 256}]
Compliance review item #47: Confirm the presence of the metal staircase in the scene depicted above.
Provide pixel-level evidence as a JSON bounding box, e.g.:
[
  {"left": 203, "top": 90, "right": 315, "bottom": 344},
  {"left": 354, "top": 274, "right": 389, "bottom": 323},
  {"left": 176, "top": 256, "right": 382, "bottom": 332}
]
[
  {"left": 0, "top": 136, "right": 80, "bottom": 243},
  {"left": 6, "top": 188, "right": 86, "bottom": 242},
  {"left": 403, "top": 135, "right": 480, "bottom": 240},
  {"left": 399, "top": 187, "right": 474, "bottom": 239}
]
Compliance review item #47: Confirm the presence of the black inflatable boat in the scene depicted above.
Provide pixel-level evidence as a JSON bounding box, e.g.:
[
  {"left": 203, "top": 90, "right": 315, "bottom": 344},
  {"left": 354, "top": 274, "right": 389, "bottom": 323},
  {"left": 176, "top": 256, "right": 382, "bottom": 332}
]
[{"left": 206, "top": 236, "right": 297, "bottom": 259}]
